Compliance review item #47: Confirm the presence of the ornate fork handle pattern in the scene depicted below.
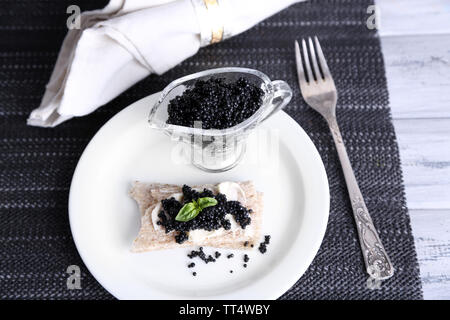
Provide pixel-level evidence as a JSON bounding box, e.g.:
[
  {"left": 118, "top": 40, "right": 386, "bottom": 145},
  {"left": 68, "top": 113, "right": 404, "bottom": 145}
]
[{"left": 327, "top": 116, "right": 394, "bottom": 280}]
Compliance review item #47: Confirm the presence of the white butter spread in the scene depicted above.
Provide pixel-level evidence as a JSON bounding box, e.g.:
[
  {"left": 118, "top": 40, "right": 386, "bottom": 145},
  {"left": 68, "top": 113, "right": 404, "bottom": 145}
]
[
  {"left": 189, "top": 228, "right": 225, "bottom": 242},
  {"left": 217, "top": 182, "right": 246, "bottom": 204},
  {"left": 151, "top": 203, "right": 162, "bottom": 231},
  {"left": 188, "top": 215, "right": 242, "bottom": 242}
]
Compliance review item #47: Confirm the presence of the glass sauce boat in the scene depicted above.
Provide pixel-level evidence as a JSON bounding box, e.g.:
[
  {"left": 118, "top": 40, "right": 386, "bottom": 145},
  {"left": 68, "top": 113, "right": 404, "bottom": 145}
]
[{"left": 148, "top": 67, "right": 292, "bottom": 172}]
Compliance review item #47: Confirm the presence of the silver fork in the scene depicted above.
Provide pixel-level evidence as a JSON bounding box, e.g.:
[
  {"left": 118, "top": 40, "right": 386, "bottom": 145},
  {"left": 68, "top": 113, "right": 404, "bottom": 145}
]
[{"left": 295, "top": 37, "right": 394, "bottom": 280}]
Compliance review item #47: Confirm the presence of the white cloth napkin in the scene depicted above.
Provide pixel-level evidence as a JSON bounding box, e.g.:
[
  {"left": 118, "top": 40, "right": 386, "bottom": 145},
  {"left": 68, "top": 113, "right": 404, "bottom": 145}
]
[{"left": 28, "top": 0, "right": 303, "bottom": 127}]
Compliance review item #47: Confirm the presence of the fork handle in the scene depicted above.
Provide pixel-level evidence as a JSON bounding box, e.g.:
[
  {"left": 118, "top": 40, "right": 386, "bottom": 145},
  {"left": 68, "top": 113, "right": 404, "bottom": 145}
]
[{"left": 327, "top": 117, "right": 394, "bottom": 280}]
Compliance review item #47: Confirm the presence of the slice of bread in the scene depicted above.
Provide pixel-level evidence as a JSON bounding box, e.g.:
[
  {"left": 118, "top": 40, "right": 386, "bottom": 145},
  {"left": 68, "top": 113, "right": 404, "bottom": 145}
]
[{"left": 129, "top": 181, "right": 263, "bottom": 252}]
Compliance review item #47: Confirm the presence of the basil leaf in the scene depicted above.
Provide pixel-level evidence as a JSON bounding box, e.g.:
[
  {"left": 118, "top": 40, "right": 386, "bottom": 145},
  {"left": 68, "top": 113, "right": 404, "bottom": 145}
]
[
  {"left": 197, "top": 197, "right": 218, "bottom": 210},
  {"left": 175, "top": 202, "right": 200, "bottom": 222},
  {"left": 175, "top": 197, "right": 217, "bottom": 222},
  {"left": 192, "top": 199, "right": 200, "bottom": 210}
]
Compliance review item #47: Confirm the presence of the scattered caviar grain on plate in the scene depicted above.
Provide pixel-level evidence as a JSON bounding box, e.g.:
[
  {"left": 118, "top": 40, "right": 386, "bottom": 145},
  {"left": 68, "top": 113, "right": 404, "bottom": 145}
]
[
  {"left": 215, "top": 251, "right": 221, "bottom": 258},
  {"left": 227, "top": 253, "right": 234, "bottom": 259},
  {"left": 258, "top": 244, "right": 267, "bottom": 254},
  {"left": 243, "top": 254, "right": 249, "bottom": 263},
  {"left": 187, "top": 247, "right": 216, "bottom": 264},
  {"left": 192, "top": 272, "right": 197, "bottom": 276},
  {"left": 258, "top": 234, "right": 271, "bottom": 254},
  {"left": 188, "top": 262, "right": 195, "bottom": 268}
]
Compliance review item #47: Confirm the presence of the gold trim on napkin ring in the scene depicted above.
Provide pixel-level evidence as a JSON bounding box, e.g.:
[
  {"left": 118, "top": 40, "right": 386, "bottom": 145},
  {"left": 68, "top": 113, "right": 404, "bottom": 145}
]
[{"left": 203, "top": 0, "right": 224, "bottom": 44}]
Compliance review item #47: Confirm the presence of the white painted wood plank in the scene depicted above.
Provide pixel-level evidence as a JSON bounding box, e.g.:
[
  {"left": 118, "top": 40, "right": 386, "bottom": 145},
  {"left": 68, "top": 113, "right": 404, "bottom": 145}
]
[
  {"left": 381, "top": 34, "right": 450, "bottom": 119},
  {"left": 377, "top": 0, "right": 450, "bottom": 37},
  {"left": 378, "top": 0, "right": 450, "bottom": 299},
  {"left": 394, "top": 118, "right": 450, "bottom": 210},
  {"left": 409, "top": 209, "right": 450, "bottom": 299}
]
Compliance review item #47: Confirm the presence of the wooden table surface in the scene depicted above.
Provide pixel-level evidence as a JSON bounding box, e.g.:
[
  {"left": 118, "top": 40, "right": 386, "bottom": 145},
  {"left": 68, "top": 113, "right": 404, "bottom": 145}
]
[{"left": 377, "top": 0, "right": 450, "bottom": 299}]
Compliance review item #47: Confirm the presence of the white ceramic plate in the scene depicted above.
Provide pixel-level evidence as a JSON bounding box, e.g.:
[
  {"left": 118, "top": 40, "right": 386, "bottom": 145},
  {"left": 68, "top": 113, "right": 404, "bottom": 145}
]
[{"left": 69, "top": 93, "right": 329, "bottom": 300}]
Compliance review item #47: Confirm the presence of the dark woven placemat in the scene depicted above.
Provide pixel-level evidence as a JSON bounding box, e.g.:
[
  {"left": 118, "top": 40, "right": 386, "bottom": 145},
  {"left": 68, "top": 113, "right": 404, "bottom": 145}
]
[{"left": 0, "top": 0, "right": 422, "bottom": 299}]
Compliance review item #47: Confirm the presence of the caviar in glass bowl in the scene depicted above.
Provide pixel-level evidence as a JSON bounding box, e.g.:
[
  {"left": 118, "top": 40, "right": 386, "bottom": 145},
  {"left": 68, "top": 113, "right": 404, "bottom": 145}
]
[{"left": 148, "top": 67, "right": 292, "bottom": 172}]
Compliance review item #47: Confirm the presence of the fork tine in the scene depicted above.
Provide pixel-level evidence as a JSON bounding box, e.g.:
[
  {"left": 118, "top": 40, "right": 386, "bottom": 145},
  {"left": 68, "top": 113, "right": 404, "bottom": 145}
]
[
  {"left": 308, "top": 37, "right": 322, "bottom": 81},
  {"left": 301, "top": 39, "right": 314, "bottom": 83},
  {"left": 295, "top": 40, "right": 307, "bottom": 85},
  {"left": 314, "top": 36, "right": 332, "bottom": 79}
]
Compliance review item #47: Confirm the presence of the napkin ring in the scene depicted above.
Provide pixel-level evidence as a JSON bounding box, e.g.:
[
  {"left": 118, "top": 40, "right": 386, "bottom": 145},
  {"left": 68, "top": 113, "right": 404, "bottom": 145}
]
[{"left": 192, "top": 0, "right": 230, "bottom": 46}]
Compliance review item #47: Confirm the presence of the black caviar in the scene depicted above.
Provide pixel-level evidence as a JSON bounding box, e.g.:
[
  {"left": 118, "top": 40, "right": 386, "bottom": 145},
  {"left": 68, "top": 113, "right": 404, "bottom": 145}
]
[
  {"left": 192, "top": 272, "right": 197, "bottom": 277},
  {"left": 188, "top": 262, "right": 195, "bottom": 268},
  {"left": 188, "top": 247, "right": 216, "bottom": 264},
  {"left": 158, "top": 185, "right": 252, "bottom": 244},
  {"left": 215, "top": 251, "right": 221, "bottom": 259},
  {"left": 166, "top": 77, "right": 264, "bottom": 129},
  {"left": 175, "top": 232, "right": 188, "bottom": 244},
  {"left": 258, "top": 243, "right": 267, "bottom": 254},
  {"left": 227, "top": 254, "right": 234, "bottom": 259},
  {"left": 243, "top": 254, "right": 249, "bottom": 263},
  {"left": 258, "top": 234, "right": 271, "bottom": 254}
]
